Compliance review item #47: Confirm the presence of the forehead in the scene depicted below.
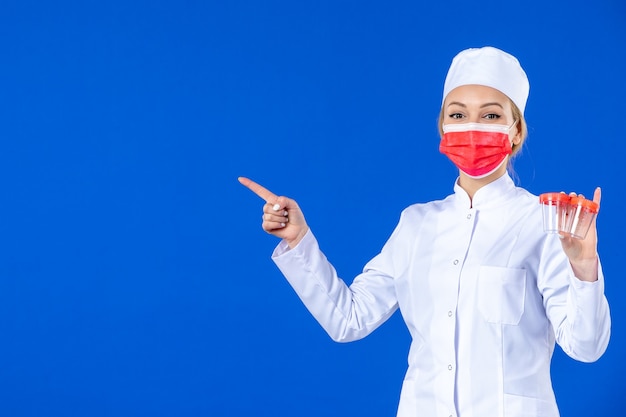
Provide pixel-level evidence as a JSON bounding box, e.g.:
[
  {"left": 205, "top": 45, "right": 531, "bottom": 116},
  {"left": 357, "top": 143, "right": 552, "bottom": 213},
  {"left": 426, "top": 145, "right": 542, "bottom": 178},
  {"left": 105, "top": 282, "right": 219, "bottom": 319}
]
[{"left": 443, "top": 84, "right": 511, "bottom": 108}]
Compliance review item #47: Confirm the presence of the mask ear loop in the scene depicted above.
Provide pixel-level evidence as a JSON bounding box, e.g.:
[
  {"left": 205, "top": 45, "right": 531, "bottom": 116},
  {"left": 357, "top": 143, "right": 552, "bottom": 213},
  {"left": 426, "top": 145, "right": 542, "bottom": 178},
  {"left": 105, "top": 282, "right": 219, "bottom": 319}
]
[{"left": 509, "top": 119, "right": 522, "bottom": 149}]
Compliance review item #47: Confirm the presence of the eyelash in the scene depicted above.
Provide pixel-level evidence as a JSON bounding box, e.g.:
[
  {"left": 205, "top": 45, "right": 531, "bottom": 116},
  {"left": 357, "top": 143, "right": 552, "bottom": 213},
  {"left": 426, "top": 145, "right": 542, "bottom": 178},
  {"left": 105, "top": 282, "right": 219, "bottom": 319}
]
[{"left": 447, "top": 113, "right": 502, "bottom": 120}]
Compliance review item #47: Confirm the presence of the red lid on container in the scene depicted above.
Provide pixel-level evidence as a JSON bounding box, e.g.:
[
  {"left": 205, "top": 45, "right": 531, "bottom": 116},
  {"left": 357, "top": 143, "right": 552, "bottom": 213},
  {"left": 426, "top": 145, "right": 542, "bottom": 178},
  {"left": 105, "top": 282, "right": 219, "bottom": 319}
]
[
  {"left": 569, "top": 196, "right": 599, "bottom": 213},
  {"left": 539, "top": 192, "right": 570, "bottom": 204}
]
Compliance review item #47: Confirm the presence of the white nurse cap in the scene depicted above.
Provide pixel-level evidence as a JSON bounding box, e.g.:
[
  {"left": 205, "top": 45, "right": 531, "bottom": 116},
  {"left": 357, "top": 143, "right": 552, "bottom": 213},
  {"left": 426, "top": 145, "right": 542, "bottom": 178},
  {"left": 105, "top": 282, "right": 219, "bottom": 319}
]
[{"left": 442, "top": 46, "right": 530, "bottom": 114}]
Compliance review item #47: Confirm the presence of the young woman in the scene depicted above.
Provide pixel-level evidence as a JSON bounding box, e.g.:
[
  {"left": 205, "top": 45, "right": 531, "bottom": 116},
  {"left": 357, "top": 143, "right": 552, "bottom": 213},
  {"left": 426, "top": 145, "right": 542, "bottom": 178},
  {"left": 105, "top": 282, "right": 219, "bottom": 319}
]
[{"left": 239, "top": 46, "right": 610, "bottom": 417}]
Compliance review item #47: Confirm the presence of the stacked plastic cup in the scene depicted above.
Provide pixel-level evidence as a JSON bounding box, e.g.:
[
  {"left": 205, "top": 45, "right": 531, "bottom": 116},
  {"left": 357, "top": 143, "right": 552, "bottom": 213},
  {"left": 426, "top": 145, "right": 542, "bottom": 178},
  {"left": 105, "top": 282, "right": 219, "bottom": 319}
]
[
  {"left": 539, "top": 193, "right": 570, "bottom": 234},
  {"left": 539, "top": 193, "right": 599, "bottom": 239}
]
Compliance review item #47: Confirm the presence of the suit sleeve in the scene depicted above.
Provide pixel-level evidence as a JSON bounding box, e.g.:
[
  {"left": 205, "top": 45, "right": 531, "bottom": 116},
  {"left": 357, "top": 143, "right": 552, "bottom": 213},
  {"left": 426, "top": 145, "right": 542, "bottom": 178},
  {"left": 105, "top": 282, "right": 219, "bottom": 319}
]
[
  {"left": 272, "top": 228, "right": 400, "bottom": 343},
  {"left": 538, "top": 237, "right": 611, "bottom": 362}
]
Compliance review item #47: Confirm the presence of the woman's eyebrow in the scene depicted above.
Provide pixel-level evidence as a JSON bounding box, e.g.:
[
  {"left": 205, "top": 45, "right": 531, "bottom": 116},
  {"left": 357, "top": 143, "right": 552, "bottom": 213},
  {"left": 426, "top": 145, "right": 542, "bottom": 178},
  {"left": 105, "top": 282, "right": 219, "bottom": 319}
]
[
  {"left": 446, "top": 101, "right": 504, "bottom": 109},
  {"left": 480, "top": 102, "right": 504, "bottom": 109}
]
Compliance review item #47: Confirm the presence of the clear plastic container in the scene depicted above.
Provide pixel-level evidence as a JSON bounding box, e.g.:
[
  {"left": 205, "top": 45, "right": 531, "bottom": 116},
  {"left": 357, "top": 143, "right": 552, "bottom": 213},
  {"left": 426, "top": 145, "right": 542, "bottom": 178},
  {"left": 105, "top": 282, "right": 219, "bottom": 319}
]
[
  {"left": 565, "top": 196, "right": 599, "bottom": 239},
  {"left": 539, "top": 192, "right": 571, "bottom": 234}
]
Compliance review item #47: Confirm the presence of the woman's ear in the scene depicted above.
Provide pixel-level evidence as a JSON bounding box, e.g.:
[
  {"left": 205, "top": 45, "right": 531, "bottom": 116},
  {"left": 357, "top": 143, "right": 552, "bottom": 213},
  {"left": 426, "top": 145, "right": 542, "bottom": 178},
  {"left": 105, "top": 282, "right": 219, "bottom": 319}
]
[{"left": 511, "top": 120, "right": 522, "bottom": 146}]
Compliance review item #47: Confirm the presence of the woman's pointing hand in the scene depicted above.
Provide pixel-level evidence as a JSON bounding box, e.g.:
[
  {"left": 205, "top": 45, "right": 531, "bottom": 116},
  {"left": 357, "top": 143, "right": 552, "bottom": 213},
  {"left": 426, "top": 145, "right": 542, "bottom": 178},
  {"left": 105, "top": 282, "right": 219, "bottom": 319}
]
[{"left": 239, "top": 177, "right": 309, "bottom": 248}]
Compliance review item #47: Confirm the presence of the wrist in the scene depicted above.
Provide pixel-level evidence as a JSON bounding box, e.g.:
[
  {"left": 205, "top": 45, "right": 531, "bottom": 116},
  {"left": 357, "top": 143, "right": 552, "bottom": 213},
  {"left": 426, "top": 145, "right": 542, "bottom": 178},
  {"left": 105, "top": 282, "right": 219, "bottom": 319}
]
[
  {"left": 570, "top": 256, "right": 599, "bottom": 282},
  {"left": 286, "top": 227, "right": 309, "bottom": 249}
]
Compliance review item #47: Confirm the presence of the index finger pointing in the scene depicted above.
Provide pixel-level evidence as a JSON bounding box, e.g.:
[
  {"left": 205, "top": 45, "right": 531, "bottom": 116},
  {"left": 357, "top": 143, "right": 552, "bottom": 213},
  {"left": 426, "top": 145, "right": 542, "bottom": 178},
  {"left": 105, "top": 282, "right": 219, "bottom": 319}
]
[{"left": 238, "top": 176, "right": 278, "bottom": 203}]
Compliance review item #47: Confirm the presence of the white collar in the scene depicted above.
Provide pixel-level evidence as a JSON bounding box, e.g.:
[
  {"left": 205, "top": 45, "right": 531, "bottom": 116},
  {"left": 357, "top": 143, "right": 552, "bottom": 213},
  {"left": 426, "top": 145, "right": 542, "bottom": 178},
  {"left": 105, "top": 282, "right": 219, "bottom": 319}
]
[{"left": 453, "top": 173, "right": 516, "bottom": 209}]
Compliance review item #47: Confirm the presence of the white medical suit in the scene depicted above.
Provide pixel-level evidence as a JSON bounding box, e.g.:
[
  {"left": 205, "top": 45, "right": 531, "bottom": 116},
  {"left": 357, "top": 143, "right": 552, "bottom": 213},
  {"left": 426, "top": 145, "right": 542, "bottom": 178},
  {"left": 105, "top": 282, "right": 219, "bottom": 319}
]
[{"left": 272, "top": 173, "right": 610, "bottom": 417}]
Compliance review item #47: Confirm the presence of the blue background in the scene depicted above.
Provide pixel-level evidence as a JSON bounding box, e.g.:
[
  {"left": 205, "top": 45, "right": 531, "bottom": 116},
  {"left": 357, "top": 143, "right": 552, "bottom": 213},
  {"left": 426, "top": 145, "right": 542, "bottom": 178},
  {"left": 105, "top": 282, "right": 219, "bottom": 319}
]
[{"left": 0, "top": 1, "right": 624, "bottom": 416}]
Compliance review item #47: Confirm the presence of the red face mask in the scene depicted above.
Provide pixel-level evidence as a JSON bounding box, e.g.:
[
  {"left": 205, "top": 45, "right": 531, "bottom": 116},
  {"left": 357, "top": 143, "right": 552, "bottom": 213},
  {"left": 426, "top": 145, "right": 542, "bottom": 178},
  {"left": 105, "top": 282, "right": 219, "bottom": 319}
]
[{"left": 439, "top": 122, "right": 514, "bottom": 179}]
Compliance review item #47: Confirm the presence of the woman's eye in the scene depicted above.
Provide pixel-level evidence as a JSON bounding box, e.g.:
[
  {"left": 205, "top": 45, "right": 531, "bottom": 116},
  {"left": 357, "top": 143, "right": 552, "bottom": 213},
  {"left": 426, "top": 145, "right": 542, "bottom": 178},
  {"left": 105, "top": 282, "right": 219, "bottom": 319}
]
[
  {"left": 448, "top": 113, "right": 463, "bottom": 119},
  {"left": 484, "top": 113, "right": 501, "bottom": 120}
]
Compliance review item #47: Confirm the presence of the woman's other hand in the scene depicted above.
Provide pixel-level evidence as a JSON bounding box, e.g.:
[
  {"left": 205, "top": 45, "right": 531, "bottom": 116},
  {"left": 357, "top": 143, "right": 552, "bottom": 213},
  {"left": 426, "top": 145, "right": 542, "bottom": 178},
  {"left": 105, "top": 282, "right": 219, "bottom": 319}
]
[{"left": 559, "top": 187, "right": 601, "bottom": 282}]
